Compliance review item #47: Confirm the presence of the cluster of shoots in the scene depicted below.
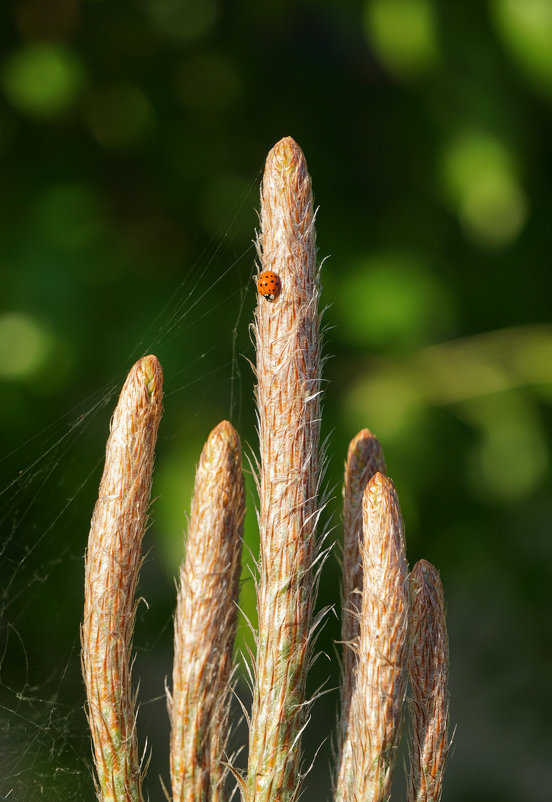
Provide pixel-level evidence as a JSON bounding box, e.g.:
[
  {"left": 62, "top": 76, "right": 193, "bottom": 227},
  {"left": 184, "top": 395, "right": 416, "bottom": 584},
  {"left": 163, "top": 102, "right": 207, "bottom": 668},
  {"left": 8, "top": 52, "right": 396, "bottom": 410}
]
[{"left": 82, "top": 137, "right": 450, "bottom": 802}]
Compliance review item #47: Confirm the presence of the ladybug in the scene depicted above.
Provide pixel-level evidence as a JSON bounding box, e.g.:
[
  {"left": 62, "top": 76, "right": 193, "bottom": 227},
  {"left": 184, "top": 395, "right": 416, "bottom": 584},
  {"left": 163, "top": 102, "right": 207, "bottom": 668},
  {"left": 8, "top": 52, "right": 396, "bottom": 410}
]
[{"left": 258, "top": 270, "right": 281, "bottom": 302}]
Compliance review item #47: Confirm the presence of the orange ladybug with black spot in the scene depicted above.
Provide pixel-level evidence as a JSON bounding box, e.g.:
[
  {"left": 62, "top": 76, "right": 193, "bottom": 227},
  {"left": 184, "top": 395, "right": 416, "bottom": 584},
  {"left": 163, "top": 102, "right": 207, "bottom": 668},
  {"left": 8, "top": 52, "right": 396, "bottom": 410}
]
[{"left": 257, "top": 271, "right": 281, "bottom": 302}]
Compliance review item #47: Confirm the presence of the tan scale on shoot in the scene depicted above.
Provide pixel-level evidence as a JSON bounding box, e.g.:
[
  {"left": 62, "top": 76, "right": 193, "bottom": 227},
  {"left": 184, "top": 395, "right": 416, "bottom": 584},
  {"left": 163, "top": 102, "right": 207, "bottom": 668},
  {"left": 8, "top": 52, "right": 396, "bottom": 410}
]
[
  {"left": 169, "top": 420, "right": 245, "bottom": 802},
  {"left": 82, "top": 355, "right": 163, "bottom": 802}
]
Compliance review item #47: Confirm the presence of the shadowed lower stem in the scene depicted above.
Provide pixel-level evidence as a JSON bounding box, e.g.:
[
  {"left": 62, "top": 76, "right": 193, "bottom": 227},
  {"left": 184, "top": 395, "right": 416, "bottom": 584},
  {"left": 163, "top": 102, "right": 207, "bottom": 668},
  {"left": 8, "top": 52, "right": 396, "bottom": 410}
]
[
  {"left": 82, "top": 355, "right": 163, "bottom": 802},
  {"left": 407, "top": 560, "right": 450, "bottom": 802}
]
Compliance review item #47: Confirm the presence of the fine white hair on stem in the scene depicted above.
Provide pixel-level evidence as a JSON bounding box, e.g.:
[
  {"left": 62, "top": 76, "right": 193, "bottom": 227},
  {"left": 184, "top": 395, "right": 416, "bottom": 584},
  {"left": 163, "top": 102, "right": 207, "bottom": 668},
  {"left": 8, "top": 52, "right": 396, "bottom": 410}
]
[
  {"left": 339, "top": 472, "right": 410, "bottom": 802},
  {"left": 169, "top": 420, "right": 245, "bottom": 802},
  {"left": 82, "top": 354, "right": 163, "bottom": 802},
  {"left": 335, "top": 429, "right": 386, "bottom": 800},
  {"left": 246, "top": 136, "right": 323, "bottom": 802},
  {"left": 407, "top": 559, "right": 450, "bottom": 802}
]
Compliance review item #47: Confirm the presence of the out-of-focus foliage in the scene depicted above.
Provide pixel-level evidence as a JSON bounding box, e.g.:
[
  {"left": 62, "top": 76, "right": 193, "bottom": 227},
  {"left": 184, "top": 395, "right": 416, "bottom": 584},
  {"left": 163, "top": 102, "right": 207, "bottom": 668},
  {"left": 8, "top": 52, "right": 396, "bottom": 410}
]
[{"left": 1, "top": 2, "right": 551, "bottom": 800}]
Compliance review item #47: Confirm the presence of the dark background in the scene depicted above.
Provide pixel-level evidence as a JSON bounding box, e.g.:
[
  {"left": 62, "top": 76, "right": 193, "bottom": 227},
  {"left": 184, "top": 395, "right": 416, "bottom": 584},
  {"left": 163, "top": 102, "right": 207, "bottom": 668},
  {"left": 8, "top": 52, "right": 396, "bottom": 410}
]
[{"left": 1, "top": 1, "right": 551, "bottom": 799}]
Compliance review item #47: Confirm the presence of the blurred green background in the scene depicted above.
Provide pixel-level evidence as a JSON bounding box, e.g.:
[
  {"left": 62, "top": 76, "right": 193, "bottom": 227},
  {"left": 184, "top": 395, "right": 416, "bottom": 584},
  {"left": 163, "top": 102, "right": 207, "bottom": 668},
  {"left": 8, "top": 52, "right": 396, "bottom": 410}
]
[{"left": 1, "top": 0, "right": 552, "bottom": 799}]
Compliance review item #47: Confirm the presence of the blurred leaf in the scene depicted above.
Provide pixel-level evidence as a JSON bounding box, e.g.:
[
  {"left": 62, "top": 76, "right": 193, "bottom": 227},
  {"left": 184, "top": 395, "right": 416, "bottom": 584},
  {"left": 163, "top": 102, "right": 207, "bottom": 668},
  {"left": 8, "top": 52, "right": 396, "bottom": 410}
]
[
  {"left": 333, "top": 251, "right": 454, "bottom": 350},
  {"left": 0, "top": 311, "right": 51, "bottom": 379},
  {"left": 440, "top": 129, "right": 527, "bottom": 247},
  {"left": 463, "top": 392, "right": 548, "bottom": 502},
  {"left": 147, "top": 0, "right": 217, "bottom": 42},
  {"left": 1, "top": 43, "right": 85, "bottom": 118},
  {"left": 492, "top": 0, "right": 552, "bottom": 95},
  {"left": 363, "top": 0, "right": 439, "bottom": 78},
  {"left": 34, "top": 183, "right": 106, "bottom": 250},
  {"left": 83, "top": 83, "right": 155, "bottom": 148},
  {"left": 344, "top": 366, "right": 425, "bottom": 440}
]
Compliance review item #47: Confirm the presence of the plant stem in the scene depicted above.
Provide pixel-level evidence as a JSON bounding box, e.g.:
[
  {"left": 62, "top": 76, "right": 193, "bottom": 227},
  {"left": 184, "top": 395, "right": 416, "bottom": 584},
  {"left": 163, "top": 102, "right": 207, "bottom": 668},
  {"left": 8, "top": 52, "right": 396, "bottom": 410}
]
[
  {"left": 341, "top": 472, "right": 410, "bottom": 802},
  {"left": 335, "top": 429, "right": 386, "bottom": 800},
  {"left": 82, "top": 355, "right": 163, "bottom": 802},
  {"left": 246, "top": 136, "right": 322, "bottom": 802},
  {"left": 407, "top": 560, "right": 450, "bottom": 802},
  {"left": 170, "top": 420, "right": 245, "bottom": 802}
]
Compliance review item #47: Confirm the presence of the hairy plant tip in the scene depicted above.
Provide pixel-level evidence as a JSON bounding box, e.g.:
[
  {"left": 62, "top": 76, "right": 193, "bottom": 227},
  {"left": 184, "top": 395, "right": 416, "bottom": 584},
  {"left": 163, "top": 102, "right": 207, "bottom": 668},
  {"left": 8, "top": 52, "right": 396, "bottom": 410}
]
[
  {"left": 170, "top": 420, "right": 245, "bottom": 802},
  {"left": 338, "top": 472, "right": 410, "bottom": 802},
  {"left": 335, "top": 429, "right": 386, "bottom": 800},
  {"left": 407, "top": 560, "right": 450, "bottom": 802},
  {"left": 247, "top": 137, "right": 322, "bottom": 802},
  {"left": 82, "top": 354, "right": 163, "bottom": 802}
]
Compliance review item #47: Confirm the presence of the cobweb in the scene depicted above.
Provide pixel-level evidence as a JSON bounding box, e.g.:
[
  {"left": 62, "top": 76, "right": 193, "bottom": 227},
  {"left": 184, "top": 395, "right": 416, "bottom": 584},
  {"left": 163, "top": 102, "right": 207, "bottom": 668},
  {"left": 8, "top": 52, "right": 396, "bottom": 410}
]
[{"left": 0, "top": 177, "right": 260, "bottom": 801}]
